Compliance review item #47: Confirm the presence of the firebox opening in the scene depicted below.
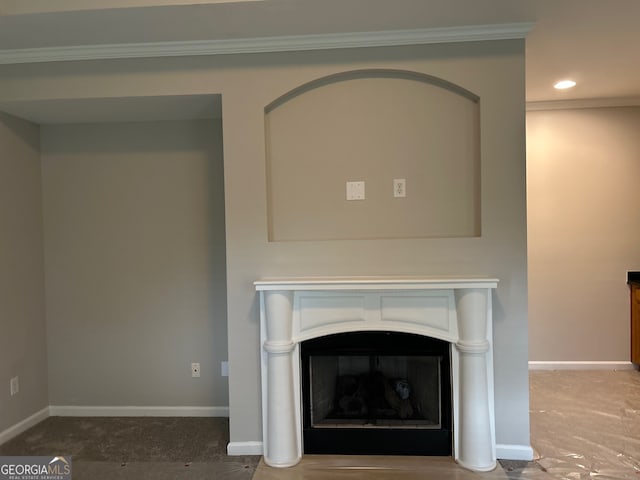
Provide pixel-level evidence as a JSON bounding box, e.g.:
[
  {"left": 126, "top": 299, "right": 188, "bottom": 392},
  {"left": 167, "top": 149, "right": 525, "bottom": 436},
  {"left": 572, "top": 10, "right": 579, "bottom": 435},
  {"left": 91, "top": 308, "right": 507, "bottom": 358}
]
[{"left": 301, "top": 331, "right": 452, "bottom": 456}]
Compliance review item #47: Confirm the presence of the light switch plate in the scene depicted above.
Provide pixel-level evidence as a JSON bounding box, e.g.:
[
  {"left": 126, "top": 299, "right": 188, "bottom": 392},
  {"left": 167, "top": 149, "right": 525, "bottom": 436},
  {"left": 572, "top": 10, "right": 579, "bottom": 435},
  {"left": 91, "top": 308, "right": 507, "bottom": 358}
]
[{"left": 346, "top": 181, "right": 365, "bottom": 200}]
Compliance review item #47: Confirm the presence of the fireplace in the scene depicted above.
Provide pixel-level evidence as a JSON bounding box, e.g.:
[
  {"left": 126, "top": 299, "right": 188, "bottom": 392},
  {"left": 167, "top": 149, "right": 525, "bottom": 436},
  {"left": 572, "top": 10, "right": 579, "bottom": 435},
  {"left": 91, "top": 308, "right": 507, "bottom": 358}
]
[
  {"left": 302, "top": 331, "right": 452, "bottom": 456},
  {"left": 255, "top": 276, "right": 498, "bottom": 472}
]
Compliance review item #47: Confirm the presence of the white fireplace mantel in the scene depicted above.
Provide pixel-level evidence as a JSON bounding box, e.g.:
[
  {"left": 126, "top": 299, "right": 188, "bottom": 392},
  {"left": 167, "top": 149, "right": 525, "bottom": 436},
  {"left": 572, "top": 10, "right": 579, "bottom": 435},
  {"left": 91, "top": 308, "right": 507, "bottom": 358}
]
[{"left": 255, "top": 276, "right": 499, "bottom": 472}]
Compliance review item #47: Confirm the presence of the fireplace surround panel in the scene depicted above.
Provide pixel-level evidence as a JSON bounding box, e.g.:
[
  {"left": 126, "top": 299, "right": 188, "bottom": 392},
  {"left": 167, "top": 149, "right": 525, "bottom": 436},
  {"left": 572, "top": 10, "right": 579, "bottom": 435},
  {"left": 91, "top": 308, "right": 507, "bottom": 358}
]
[{"left": 256, "top": 276, "right": 498, "bottom": 472}]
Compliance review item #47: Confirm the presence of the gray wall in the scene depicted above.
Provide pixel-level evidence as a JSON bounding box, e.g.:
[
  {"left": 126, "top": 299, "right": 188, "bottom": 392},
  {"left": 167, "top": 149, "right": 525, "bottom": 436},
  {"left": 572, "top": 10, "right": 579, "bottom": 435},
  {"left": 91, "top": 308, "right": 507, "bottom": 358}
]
[
  {"left": 41, "top": 119, "right": 228, "bottom": 407},
  {"left": 218, "top": 42, "right": 529, "bottom": 449},
  {"left": 0, "top": 113, "right": 48, "bottom": 432},
  {"left": 527, "top": 107, "right": 640, "bottom": 361},
  {"left": 0, "top": 41, "right": 530, "bottom": 449}
]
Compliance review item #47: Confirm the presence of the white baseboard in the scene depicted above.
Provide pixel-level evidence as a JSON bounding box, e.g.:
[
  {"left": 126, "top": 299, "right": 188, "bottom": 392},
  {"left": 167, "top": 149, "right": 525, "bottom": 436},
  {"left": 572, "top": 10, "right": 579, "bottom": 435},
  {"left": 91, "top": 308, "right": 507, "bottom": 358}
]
[
  {"left": 496, "top": 443, "right": 534, "bottom": 461},
  {"left": 0, "top": 407, "right": 50, "bottom": 446},
  {"left": 49, "top": 405, "right": 230, "bottom": 417},
  {"left": 528, "top": 361, "right": 635, "bottom": 371},
  {"left": 227, "top": 441, "right": 263, "bottom": 456}
]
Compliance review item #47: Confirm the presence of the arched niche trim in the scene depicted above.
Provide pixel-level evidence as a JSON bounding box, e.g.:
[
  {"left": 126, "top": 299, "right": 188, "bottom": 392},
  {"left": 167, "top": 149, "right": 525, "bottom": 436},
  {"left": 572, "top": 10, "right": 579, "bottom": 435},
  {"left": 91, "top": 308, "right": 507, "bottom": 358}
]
[{"left": 265, "top": 69, "right": 479, "bottom": 114}]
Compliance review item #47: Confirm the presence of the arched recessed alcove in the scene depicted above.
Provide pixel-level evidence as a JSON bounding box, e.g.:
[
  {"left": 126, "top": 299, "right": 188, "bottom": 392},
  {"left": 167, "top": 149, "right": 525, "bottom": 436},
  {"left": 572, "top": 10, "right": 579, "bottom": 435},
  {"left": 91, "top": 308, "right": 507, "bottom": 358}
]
[{"left": 264, "top": 69, "right": 481, "bottom": 242}]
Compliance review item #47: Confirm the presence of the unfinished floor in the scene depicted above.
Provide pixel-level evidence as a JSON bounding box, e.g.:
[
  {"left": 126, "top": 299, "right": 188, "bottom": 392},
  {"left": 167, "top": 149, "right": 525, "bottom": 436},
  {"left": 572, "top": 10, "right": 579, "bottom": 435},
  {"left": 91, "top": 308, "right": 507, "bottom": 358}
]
[
  {"left": 529, "top": 369, "right": 640, "bottom": 479},
  {"left": 1, "top": 370, "right": 638, "bottom": 479}
]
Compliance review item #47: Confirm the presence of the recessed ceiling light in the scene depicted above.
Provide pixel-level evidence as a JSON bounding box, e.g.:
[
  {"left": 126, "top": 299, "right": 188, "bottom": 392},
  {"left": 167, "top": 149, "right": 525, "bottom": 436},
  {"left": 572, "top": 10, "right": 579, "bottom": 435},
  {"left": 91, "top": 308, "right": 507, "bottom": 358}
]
[{"left": 554, "top": 80, "right": 577, "bottom": 90}]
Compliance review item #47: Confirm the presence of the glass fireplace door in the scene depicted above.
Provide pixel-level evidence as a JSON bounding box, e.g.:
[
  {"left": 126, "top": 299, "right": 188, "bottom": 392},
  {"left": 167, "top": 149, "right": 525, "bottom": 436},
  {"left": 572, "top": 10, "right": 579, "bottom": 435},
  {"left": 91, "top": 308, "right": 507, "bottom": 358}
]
[{"left": 301, "top": 331, "right": 452, "bottom": 456}]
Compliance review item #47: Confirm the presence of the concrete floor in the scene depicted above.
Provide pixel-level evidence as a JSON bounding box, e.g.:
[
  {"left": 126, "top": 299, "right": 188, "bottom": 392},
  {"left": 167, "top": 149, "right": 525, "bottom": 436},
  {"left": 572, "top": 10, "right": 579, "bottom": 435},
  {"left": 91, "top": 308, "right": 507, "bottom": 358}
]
[{"left": 1, "top": 370, "right": 638, "bottom": 479}]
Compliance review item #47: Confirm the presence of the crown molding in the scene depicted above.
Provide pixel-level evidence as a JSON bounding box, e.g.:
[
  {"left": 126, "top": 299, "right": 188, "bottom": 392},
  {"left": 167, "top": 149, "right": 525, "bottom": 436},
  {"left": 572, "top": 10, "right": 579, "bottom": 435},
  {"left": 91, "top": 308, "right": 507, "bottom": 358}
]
[
  {"left": 527, "top": 97, "right": 640, "bottom": 111},
  {"left": 0, "top": 22, "right": 533, "bottom": 65}
]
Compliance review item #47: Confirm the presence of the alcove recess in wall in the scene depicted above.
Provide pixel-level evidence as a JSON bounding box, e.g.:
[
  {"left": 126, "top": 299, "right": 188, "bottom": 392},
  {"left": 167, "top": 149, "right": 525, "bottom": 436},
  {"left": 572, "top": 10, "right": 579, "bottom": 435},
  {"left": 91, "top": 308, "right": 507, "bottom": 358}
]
[{"left": 264, "top": 69, "right": 481, "bottom": 242}]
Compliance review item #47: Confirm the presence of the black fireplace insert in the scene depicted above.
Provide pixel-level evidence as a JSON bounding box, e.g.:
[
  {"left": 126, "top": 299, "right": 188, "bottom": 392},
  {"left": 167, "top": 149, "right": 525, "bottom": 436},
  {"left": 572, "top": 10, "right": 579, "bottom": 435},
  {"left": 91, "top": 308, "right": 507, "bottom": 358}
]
[{"left": 301, "top": 331, "right": 452, "bottom": 456}]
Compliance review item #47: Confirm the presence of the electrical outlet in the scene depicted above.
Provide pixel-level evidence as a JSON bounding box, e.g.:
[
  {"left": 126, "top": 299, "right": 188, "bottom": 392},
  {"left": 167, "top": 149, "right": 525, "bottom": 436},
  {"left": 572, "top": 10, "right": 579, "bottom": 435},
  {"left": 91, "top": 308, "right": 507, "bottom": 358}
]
[
  {"left": 10, "top": 376, "right": 19, "bottom": 396},
  {"left": 191, "top": 363, "right": 201, "bottom": 378},
  {"left": 393, "top": 178, "right": 406, "bottom": 198},
  {"left": 221, "top": 361, "right": 229, "bottom": 377}
]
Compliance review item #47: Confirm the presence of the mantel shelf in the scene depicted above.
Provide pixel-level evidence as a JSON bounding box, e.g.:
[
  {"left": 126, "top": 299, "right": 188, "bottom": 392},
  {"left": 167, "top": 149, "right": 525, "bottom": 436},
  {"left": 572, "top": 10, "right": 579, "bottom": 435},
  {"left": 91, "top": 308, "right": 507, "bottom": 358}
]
[{"left": 254, "top": 276, "right": 499, "bottom": 291}]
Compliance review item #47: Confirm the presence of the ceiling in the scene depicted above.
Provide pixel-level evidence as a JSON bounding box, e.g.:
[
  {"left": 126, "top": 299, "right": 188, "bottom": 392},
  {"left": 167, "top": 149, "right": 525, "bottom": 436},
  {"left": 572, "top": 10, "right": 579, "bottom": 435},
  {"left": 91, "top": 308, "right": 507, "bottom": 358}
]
[{"left": 0, "top": 0, "right": 639, "bottom": 122}]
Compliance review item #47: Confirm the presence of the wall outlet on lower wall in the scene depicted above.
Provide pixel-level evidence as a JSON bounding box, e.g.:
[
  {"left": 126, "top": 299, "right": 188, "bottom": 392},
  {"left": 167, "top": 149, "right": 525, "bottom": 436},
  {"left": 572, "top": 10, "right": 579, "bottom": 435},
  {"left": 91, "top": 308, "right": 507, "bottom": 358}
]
[{"left": 10, "top": 376, "right": 19, "bottom": 396}]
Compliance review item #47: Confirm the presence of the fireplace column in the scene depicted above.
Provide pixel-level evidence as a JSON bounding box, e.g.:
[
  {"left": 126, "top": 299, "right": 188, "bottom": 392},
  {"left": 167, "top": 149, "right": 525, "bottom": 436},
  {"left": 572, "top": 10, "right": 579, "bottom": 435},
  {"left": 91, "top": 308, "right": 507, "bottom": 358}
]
[
  {"left": 455, "top": 288, "right": 496, "bottom": 472},
  {"left": 263, "top": 290, "right": 300, "bottom": 467}
]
